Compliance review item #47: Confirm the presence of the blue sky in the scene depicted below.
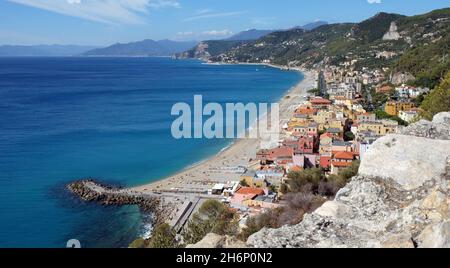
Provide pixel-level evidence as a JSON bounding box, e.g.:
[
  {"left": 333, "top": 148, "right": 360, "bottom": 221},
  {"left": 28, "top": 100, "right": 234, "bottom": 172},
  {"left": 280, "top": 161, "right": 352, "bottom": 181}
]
[{"left": 0, "top": 0, "right": 449, "bottom": 46}]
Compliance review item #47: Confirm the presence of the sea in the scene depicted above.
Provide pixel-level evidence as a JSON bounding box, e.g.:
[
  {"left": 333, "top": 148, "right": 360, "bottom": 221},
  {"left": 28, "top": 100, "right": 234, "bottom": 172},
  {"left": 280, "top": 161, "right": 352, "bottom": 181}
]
[{"left": 0, "top": 57, "right": 303, "bottom": 248}]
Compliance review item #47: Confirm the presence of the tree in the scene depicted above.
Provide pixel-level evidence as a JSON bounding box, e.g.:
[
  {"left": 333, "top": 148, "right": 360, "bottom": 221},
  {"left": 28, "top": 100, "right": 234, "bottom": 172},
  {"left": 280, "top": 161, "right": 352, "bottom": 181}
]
[
  {"left": 240, "top": 179, "right": 249, "bottom": 187},
  {"left": 183, "top": 200, "right": 238, "bottom": 245},
  {"left": 420, "top": 72, "right": 450, "bottom": 120},
  {"left": 344, "top": 131, "right": 355, "bottom": 141},
  {"left": 327, "top": 160, "right": 360, "bottom": 189},
  {"left": 286, "top": 168, "right": 326, "bottom": 194},
  {"left": 147, "top": 223, "right": 179, "bottom": 248},
  {"left": 279, "top": 183, "right": 289, "bottom": 194}
]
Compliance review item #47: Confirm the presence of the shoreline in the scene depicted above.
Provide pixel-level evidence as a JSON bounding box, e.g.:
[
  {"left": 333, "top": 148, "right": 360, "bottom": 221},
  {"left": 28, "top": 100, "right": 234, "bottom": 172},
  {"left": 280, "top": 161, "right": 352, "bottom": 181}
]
[{"left": 130, "top": 65, "right": 317, "bottom": 194}]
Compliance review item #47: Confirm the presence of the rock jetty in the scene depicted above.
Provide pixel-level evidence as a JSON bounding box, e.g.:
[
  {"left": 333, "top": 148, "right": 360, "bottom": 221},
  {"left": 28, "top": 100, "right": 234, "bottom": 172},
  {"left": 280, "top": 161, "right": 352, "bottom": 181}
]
[{"left": 67, "top": 180, "right": 172, "bottom": 225}]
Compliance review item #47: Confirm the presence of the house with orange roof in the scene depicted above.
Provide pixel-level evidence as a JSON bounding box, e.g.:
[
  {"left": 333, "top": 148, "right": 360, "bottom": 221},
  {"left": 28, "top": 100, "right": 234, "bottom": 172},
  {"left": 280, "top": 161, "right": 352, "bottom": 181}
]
[
  {"left": 331, "top": 151, "right": 357, "bottom": 174},
  {"left": 310, "top": 97, "right": 332, "bottom": 109},
  {"left": 295, "top": 105, "right": 317, "bottom": 117},
  {"left": 376, "top": 84, "right": 394, "bottom": 94},
  {"left": 230, "top": 187, "right": 266, "bottom": 206}
]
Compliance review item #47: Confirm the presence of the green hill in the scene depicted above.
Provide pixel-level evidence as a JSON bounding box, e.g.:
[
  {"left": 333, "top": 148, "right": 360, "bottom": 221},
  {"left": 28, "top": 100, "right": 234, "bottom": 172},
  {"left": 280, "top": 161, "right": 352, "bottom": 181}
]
[{"left": 206, "top": 8, "right": 450, "bottom": 87}]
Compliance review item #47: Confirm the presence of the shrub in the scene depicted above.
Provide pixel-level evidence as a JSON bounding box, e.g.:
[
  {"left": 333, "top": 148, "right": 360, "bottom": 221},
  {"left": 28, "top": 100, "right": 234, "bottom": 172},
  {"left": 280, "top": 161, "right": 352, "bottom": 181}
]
[
  {"left": 183, "top": 200, "right": 238, "bottom": 245},
  {"left": 147, "top": 223, "right": 179, "bottom": 248},
  {"left": 286, "top": 168, "right": 326, "bottom": 194},
  {"left": 420, "top": 72, "right": 450, "bottom": 120}
]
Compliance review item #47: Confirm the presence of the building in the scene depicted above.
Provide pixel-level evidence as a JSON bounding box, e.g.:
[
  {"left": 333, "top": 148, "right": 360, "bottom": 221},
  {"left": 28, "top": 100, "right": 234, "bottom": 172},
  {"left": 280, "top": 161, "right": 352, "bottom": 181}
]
[
  {"left": 240, "top": 170, "right": 267, "bottom": 188},
  {"left": 230, "top": 187, "right": 265, "bottom": 205},
  {"left": 395, "top": 85, "right": 430, "bottom": 99},
  {"left": 376, "top": 84, "right": 394, "bottom": 94},
  {"left": 358, "top": 120, "right": 398, "bottom": 136},
  {"left": 399, "top": 109, "right": 419, "bottom": 123},
  {"left": 326, "top": 128, "right": 343, "bottom": 140},
  {"left": 357, "top": 113, "right": 376, "bottom": 122},
  {"left": 359, "top": 139, "right": 377, "bottom": 161},
  {"left": 319, "top": 133, "right": 333, "bottom": 155},
  {"left": 332, "top": 141, "right": 353, "bottom": 152},
  {"left": 318, "top": 70, "right": 327, "bottom": 96},
  {"left": 331, "top": 151, "right": 356, "bottom": 175},
  {"left": 310, "top": 97, "right": 332, "bottom": 109},
  {"left": 385, "top": 101, "right": 414, "bottom": 116},
  {"left": 313, "top": 110, "right": 336, "bottom": 125}
]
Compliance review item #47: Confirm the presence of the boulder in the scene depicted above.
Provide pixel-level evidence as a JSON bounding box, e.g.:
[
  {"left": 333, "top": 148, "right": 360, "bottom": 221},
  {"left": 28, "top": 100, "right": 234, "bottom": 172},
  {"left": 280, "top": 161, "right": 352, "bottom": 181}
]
[{"left": 358, "top": 135, "right": 449, "bottom": 191}]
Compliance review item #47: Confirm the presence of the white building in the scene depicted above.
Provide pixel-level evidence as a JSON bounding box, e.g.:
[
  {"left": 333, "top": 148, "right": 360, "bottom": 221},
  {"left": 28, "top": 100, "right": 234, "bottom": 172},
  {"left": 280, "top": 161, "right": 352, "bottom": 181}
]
[{"left": 399, "top": 109, "right": 420, "bottom": 123}]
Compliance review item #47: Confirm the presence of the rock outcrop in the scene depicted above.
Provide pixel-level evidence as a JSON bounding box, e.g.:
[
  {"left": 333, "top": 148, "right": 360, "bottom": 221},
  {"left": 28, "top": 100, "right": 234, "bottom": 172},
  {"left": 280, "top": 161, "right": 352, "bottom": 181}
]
[
  {"left": 248, "top": 113, "right": 450, "bottom": 248},
  {"left": 390, "top": 72, "right": 415, "bottom": 85},
  {"left": 383, "top": 22, "right": 401, "bottom": 41}
]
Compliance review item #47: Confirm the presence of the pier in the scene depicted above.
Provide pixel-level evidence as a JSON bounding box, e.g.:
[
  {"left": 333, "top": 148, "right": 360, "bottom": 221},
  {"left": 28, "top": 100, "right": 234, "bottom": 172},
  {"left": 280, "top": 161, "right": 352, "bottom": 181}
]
[{"left": 68, "top": 180, "right": 222, "bottom": 229}]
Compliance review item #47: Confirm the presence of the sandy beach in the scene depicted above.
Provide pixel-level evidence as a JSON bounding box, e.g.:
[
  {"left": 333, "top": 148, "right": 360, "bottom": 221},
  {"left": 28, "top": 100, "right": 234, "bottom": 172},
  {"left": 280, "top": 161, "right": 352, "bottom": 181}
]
[{"left": 131, "top": 68, "right": 317, "bottom": 194}]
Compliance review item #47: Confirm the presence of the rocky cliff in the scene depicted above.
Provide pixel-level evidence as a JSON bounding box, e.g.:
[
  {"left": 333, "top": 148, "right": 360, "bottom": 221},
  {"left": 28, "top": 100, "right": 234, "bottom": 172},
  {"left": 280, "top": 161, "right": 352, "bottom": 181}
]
[{"left": 248, "top": 113, "right": 450, "bottom": 248}]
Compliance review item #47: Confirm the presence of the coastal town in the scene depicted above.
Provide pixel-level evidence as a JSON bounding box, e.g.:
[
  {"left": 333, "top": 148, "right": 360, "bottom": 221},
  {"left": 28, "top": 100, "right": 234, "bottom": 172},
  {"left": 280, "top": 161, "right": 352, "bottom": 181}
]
[
  {"left": 163, "top": 63, "right": 429, "bottom": 232},
  {"left": 69, "top": 58, "right": 433, "bottom": 246}
]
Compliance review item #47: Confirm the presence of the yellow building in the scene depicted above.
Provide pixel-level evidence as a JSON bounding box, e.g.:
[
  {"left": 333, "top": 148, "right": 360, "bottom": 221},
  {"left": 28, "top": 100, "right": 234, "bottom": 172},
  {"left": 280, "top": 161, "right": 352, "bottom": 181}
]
[
  {"left": 385, "top": 101, "right": 414, "bottom": 116},
  {"left": 358, "top": 120, "right": 398, "bottom": 136},
  {"left": 241, "top": 171, "right": 266, "bottom": 188},
  {"left": 312, "top": 110, "right": 335, "bottom": 125}
]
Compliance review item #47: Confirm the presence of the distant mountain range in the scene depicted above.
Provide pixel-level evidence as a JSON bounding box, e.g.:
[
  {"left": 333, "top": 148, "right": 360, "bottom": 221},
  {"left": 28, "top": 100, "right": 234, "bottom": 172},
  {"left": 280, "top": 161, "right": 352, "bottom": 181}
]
[
  {"left": 225, "top": 21, "right": 328, "bottom": 41},
  {"left": 226, "top": 29, "right": 276, "bottom": 41},
  {"left": 0, "top": 45, "right": 98, "bottom": 56},
  {"left": 293, "top": 21, "right": 328, "bottom": 30},
  {"left": 0, "top": 21, "right": 329, "bottom": 57},
  {"left": 176, "top": 21, "right": 329, "bottom": 60},
  {"left": 82, "top": 39, "right": 198, "bottom": 57}
]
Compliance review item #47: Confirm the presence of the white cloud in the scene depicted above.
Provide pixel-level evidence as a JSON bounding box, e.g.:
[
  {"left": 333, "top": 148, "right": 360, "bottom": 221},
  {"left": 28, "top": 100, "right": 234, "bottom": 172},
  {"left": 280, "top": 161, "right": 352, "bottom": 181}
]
[
  {"left": 196, "top": 8, "right": 213, "bottom": 15},
  {"left": 7, "top": 0, "right": 180, "bottom": 24},
  {"left": 183, "top": 11, "right": 246, "bottom": 22},
  {"left": 202, "top": 29, "right": 233, "bottom": 36},
  {"left": 175, "top": 29, "right": 233, "bottom": 40},
  {"left": 367, "top": 0, "right": 382, "bottom": 4}
]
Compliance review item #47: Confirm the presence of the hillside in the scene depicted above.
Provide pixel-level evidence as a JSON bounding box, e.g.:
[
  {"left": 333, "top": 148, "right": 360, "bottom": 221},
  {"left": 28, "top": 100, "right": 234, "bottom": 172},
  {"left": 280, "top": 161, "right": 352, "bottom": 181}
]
[
  {"left": 226, "top": 29, "right": 276, "bottom": 41},
  {"left": 207, "top": 8, "right": 450, "bottom": 87},
  {"left": 175, "top": 40, "right": 247, "bottom": 60},
  {"left": 83, "top": 39, "right": 198, "bottom": 56},
  {"left": 176, "top": 21, "right": 329, "bottom": 60}
]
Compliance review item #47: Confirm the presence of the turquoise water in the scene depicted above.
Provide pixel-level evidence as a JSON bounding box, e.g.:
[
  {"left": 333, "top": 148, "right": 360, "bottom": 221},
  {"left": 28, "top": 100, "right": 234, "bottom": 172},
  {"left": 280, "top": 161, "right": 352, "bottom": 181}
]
[{"left": 0, "top": 57, "right": 303, "bottom": 248}]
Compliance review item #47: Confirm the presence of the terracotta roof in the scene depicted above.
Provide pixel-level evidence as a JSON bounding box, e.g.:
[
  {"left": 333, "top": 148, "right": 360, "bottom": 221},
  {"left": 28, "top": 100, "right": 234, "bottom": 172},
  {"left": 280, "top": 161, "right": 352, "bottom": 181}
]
[
  {"left": 331, "top": 161, "right": 353, "bottom": 168},
  {"left": 236, "top": 187, "right": 265, "bottom": 196},
  {"left": 333, "top": 151, "right": 355, "bottom": 160},
  {"left": 311, "top": 98, "right": 332, "bottom": 105},
  {"left": 269, "top": 147, "right": 294, "bottom": 158},
  {"left": 290, "top": 165, "right": 303, "bottom": 172}
]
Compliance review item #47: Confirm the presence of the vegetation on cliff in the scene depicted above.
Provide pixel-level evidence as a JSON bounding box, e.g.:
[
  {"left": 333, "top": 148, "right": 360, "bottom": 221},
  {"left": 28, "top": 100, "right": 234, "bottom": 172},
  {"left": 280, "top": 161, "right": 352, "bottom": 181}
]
[
  {"left": 178, "top": 8, "right": 449, "bottom": 90},
  {"left": 420, "top": 71, "right": 450, "bottom": 120},
  {"left": 183, "top": 200, "right": 239, "bottom": 245},
  {"left": 239, "top": 162, "right": 360, "bottom": 241}
]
